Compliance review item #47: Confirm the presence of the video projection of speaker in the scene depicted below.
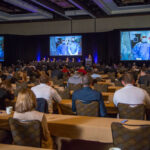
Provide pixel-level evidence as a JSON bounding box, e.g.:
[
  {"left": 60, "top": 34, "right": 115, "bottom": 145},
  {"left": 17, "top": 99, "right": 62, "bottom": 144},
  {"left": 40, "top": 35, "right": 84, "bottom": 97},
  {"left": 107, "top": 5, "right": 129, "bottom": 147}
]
[
  {"left": 120, "top": 31, "right": 150, "bottom": 61},
  {"left": 50, "top": 35, "right": 82, "bottom": 56},
  {"left": 0, "top": 36, "right": 4, "bottom": 62}
]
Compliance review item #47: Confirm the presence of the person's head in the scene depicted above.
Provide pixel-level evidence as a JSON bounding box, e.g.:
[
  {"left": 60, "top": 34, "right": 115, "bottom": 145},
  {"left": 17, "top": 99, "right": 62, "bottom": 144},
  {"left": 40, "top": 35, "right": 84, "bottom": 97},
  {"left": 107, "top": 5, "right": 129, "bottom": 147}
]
[
  {"left": 0, "top": 80, "right": 12, "bottom": 91},
  {"left": 71, "top": 37, "right": 75, "bottom": 42},
  {"left": 140, "top": 69, "right": 147, "bottom": 76},
  {"left": 40, "top": 75, "right": 49, "bottom": 84},
  {"left": 82, "top": 75, "right": 91, "bottom": 87},
  {"left": 80, "top": 66, "right": 85, "bottom": 70},
  {"left": 141, "top": 34, "right": 148, "bottom": 43},
  {"left": 15, "top": 89, "right": 37, "bottom": 113},
  {"left": 93, "top": 68, "right": 98, "bottom": 74},
  {"left": 74, "top": 70, "right": 79, "bottom": 75},
  {"left": 121, "top": 73, "right": 135, "bottom": 86}
]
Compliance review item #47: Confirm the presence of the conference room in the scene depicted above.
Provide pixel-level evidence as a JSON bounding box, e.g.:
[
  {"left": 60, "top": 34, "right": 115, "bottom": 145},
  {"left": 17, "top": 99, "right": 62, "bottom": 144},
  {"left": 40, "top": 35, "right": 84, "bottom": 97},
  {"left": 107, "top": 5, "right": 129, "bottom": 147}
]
[{"left": 1, "top": 0, "right": 150, "bottom": 150}]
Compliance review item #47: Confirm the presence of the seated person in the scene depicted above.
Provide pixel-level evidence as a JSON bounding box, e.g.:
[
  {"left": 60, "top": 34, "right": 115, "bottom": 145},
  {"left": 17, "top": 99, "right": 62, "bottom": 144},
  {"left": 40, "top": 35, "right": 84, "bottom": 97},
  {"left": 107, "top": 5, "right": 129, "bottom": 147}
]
[
  {"left": 13, "top": 89, "right": 53, "bottom": 148},
  {"left": 0, "top": 80, "right": 14, "bottom": 110},
  {"left": 113, "top": 73, "right": 150, "bottom": 107},
  {"left": 31, "top": 75, "right": 62, "bottom": 113},
  {"left": 78, "top": 66, "right": 87, "bottom": 75},
  {"left": 72, "top": 75, "right": 107, "bottom": 117},
  {"left": 91, "top": 68, "right": 101, "bottom": 79},
  {"left": 67, "top": 71, "right": 82, "bottom": 86},
  {"left": 138, "top": 69, "right": 150, "bottom": 86},
  {"left": 51, "top": 66, "right": 63, "bottom": 80}
]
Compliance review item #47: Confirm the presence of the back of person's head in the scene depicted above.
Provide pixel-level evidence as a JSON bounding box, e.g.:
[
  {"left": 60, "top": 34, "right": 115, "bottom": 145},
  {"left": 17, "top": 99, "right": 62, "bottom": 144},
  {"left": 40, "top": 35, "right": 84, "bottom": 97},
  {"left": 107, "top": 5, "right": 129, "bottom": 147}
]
[
  {"left": 82, "top": 75, "right": 91, "bottom": 86},
  {"left": 15, "top": 89, "right": 36, "bottom": 113},
  {"left": 80, "top": 66, "right": 85, "bottom": 70},
  {"left": 40, "top": 75, "right": 49, "bottom": 84},
  {"left": 140, "top": 68, "right": 147, "bottom": 75},
  {"left": 122, "top": 73, "right": 134, "bottom": 84},
  {"left": 0, "top": 80, "right": 12, "bottom": 91}
]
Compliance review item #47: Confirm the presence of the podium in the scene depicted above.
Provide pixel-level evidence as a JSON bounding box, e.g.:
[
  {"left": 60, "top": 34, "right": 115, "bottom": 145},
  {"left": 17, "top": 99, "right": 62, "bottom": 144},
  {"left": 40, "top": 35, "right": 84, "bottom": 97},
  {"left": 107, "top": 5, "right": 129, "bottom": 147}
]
[{"left": 85, "top": 58, "right": 92, "bottom": 67}]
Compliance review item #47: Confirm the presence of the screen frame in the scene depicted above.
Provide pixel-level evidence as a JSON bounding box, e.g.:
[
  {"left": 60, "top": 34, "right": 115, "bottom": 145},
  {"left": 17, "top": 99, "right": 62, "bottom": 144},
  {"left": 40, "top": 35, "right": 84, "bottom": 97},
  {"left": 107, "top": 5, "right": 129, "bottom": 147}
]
[
  {"left": 49, "top": 34, "right": 82, "bottom": 57},
  {"left": 119, "top": 28, "right": 150, "bottom": 62},
  {"left": 0, "top": 36, "right": 4, "bottom": 62}
]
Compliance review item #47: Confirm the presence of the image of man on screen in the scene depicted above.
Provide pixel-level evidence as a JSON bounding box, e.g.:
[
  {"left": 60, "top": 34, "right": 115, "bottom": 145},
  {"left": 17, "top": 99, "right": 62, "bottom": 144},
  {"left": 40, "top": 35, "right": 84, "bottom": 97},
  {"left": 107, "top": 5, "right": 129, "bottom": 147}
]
[
  {"left": 68, "top": 37, "right": 80, "bottom": 55},
  {"left": 132, "top": 34, "right": 150, "bottom": 60},
  {"left": 57, "top": 39, "right": 69, "bottom": 56}
]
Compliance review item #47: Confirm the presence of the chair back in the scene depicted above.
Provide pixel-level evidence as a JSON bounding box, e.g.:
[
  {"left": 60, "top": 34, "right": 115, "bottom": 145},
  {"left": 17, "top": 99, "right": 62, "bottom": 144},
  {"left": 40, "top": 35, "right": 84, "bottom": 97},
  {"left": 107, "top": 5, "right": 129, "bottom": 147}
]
[
  {"left": 94, "top": 84, "right": 108, "bottom": 92},
  {"left": 111, "top": 122, "right": 150, "bottom": 150},
  {"left": 118, "top": 103, "right": 145, "bottom": 120},
  {"left": 36, "top": 98, "right": 48, "bottom": 113},
  {"left": 56, "top": 88, "right": 70, "bottom": 99},
  {"left": 9, "top": 118, "right": 41, "bottom": 147},
  {"left": 68, "top": 83, "right": 82, "bottom": 91},
  {"left": 75, "top": 100, "right": 99, "bottom": 117},
  {"left": 141, "top": 85, "right": 150, "bottom": 95},
  {"left": 0, "top": 129, "right": 12, "bottom": 144}
]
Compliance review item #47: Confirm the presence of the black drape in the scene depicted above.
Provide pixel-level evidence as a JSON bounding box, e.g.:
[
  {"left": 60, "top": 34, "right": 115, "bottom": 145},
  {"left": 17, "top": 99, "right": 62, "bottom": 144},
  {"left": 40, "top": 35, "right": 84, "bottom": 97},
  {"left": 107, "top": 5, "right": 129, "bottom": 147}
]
[{"left": 3, "top": 30, "right": 120, "bottom": 65}]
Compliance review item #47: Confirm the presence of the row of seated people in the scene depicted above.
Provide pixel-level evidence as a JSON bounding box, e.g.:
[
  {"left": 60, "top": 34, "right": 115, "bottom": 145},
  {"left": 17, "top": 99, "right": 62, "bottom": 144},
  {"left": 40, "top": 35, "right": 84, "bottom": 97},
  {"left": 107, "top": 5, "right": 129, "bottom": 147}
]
[
  {"left": 1, "top": 86, "right": 150, "bottom": 150},
  {"left": 0, "top": 69, "right": 150, "bottom": 117},
  {"left": 0, "top": 63, "right": 150, "bottom": 149}
]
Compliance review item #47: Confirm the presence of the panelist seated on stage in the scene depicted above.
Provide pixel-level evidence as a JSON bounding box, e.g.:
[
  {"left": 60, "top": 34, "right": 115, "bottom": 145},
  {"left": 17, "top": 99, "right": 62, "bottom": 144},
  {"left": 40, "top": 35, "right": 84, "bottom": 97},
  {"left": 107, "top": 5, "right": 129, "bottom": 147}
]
[
  {"left": 72, "top": 75, "right": 107, "bottom": 117},
  {"left": 113, "top": 73, "right": 150, "bottom": 107},
  {"left": 67, "top": 71, "right": 82, "bottom": 86}
]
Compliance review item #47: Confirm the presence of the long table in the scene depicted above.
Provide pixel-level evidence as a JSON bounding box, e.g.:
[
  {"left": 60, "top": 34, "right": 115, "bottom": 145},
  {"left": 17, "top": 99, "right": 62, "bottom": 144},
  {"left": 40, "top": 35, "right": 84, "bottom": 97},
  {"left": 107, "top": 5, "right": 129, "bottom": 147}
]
[
  {"left": 1, "top": 112, "right": 150, "bottom": 143},
  {"left": 0, "top": 144, "right": 50, "bottom": 150}
]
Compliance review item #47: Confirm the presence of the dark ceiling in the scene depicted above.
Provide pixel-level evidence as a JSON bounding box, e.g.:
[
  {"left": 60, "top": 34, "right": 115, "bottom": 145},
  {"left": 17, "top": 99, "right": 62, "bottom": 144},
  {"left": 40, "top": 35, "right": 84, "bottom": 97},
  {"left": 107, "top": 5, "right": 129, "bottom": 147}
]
[
  {"left": 0, "top": 0, "right": 150, "bottom": 22},
  {"left": 114, "top": 0, "right": 150, "bottom": 6}
]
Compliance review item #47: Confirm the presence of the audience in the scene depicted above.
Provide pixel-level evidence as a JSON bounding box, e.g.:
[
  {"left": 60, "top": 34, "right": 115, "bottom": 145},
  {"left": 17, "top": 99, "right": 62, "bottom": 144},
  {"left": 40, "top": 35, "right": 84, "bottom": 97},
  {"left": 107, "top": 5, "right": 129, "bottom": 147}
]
[
  {"left": 13, "top": 89, "right": 53, "bottom": 148},
  {"left": 72, "top": 75, "right": 107, "bottom": 117}
]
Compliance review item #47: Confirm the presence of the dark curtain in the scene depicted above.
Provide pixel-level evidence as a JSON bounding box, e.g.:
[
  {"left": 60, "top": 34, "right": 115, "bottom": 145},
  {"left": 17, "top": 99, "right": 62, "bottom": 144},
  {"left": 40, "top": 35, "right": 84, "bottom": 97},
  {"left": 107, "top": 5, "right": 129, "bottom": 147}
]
[{"left": 3, "top": 30, "right": 120, "bottom": 65}]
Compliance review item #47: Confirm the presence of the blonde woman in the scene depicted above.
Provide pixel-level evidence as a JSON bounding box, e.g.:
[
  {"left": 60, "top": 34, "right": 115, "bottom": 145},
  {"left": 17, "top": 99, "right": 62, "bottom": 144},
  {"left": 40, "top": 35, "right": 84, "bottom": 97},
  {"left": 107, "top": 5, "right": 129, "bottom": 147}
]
[{"left": 13, "top": 89, "right": 53, "bottom": 149}]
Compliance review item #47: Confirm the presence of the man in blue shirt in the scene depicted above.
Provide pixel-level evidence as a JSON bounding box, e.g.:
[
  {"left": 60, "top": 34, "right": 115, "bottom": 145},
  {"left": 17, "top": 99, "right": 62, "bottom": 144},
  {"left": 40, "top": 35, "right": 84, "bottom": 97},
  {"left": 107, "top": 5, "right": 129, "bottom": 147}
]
[{"left": 72, "top": 75, "right": 107, "bottom": 117}]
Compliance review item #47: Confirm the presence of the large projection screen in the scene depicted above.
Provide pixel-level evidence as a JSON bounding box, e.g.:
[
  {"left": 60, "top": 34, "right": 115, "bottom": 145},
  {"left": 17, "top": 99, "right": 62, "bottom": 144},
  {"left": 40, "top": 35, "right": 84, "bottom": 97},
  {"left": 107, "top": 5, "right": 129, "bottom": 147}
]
[
  {"left": 120, "top": 30, "right": 150, "bottom": 61},
  {"left": 50, "top": 35, "right": 82, "bottom": 56}
]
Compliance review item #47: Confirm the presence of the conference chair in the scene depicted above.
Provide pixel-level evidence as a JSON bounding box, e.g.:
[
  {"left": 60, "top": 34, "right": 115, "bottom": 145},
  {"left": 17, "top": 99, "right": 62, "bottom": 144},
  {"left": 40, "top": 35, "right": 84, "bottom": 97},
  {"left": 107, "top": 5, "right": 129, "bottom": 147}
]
[
  {"left": 68, "top": 83, "right": 82, "bottom": 91},
  {"left": 36, "top": 98, "right": 49, "bottom": 113},
  {"left": 141, "top": 85, "right": 150, "bottom": 95},
  {"left": 111, "top": 122, "right": 150, "bottom": 150},
  {"left": 118, "top": 103, "right": 145, "bottom": 120},
  {"left": 0, "top": 129, "right": 12, "bottom": 144},
  {"left": 9, "top": 118, "right": 42, "bottom": 147},
  {"left": 56, "top": 88, "right": 71, "bottom": 99},
  {"left": 75, "top": 100, "right": 99, "bottom": 117},
  {"left": 94, "top": 84, "right": 108, "bottom": 92}
]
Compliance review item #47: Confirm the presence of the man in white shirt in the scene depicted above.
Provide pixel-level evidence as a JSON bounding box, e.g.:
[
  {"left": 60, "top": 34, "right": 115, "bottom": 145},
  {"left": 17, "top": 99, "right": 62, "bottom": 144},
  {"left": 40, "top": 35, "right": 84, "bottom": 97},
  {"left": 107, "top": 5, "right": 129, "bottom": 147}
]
[
  {"left": 113, "top": 73, "right": 150, "bottom": 107},
  {"left": 31, "top": 75, "right": 62, "bottom": 113}
]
